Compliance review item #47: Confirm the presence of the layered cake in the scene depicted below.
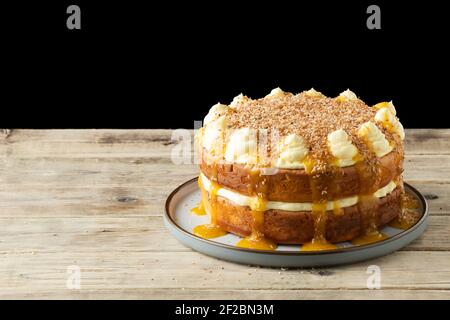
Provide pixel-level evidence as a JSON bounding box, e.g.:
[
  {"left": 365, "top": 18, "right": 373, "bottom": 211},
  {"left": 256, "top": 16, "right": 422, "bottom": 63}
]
[{"left": 193, "top": 88, "right": 417, "bottom": 251}]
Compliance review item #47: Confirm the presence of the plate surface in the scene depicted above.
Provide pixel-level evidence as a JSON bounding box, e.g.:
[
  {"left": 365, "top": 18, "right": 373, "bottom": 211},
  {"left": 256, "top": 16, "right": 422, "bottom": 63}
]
[{"left": 164, "top": 178, "right": 428, "bottom": 267}]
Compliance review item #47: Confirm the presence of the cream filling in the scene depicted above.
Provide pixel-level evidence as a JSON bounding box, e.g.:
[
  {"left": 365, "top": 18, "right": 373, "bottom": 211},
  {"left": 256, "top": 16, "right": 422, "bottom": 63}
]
[{"left": 200, "top": 173, "right": 397, "bottom": 212}]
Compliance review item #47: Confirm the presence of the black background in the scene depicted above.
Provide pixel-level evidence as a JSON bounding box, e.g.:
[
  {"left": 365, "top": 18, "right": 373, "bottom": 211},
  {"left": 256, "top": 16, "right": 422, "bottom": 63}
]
[
  {"left": 2, "top": 1, "right": 448, "bottom": 128},
  {"left": 2, "top": 300, "right": 447, "bottom": 318}
]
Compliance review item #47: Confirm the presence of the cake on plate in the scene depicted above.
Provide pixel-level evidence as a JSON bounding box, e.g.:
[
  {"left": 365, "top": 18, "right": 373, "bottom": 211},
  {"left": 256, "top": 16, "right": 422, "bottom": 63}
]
[{"left": 193, "top": 88, "right": 412, "bottom": 251}]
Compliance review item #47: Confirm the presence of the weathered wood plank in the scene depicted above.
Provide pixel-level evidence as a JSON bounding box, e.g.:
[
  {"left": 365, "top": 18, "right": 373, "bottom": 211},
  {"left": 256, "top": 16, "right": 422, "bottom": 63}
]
[
  {"left": 404, "top": 129, "right": 450, "bottom": 154},
  {"left": 0, "top": 215, "right": 448, "bottom": 254},
  {"left": 0, "top": 129, "right": 181, "bottom": 159},
  {"left": 0, "top": 251, "right": 449, "bottom": 294},
  {"left": 0, "top": 186, "right": 172, "bottom": 217},
  {"left": 1, "top": 289, "right": 449, "bottom": 300},
  {"left": 404, "top": 155, "right": 450, "bottom": 182},
  {"left": 0, "top": 158, "right": 198, "bottom": 187},
  {"left": 0, "top": 217, "right": 183, "bottom": 253}
]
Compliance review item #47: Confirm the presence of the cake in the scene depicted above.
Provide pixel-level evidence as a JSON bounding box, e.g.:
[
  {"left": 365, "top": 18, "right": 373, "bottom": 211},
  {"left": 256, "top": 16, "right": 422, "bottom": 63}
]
[{"left": 193, "top": 88, "right": 413, "bottom": 251}]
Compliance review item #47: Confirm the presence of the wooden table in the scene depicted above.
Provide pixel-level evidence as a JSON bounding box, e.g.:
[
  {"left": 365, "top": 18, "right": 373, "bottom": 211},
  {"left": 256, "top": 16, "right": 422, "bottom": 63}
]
[{"left": 0, "top": 129, "right": 449, "bottom": 299}]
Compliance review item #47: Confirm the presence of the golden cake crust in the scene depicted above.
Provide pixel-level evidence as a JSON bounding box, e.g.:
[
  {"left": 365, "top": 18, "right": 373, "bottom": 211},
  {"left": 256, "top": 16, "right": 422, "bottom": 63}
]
[{"left": 213, "top": 188, "right": 401, "bottom": 244}]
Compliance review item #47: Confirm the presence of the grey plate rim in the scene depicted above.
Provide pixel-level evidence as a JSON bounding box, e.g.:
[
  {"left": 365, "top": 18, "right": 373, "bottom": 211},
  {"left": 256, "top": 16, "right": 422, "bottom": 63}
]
[{"left": 164, "top": 177, "right": 428, "bottom": 256}]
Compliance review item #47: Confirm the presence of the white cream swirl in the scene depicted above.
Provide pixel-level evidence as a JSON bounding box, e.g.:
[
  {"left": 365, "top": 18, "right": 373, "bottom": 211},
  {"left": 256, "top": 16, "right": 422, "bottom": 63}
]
[
  {"left": 358, "top": 122, "right": 393, "bottom": 157},
  {"left": 273, "top": 134, "right": 309, "bottom": 169},
  {"left": 327, "top": 129, "right": 358, "bottom": 167}
]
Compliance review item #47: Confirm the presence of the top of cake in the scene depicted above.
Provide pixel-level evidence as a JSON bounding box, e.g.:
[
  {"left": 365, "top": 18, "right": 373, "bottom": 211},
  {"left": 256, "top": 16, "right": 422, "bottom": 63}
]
[{"left": 198, "top": 88, "right": 405, "bottom": 169}]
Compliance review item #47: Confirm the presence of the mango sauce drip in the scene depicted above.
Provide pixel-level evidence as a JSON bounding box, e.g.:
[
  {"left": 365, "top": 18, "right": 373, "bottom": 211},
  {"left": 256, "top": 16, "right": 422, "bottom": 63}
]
[
  {"left": 350, "top": 152, "right": 387, "bottom": 245},
  {"left": 193, "top": 166, "right": 227, "bottom": 239},
  {"left": 191, "top": 176, "right": 206, "bottom": 215},
  {"left": 388, "top": 192, "right": 420, "bottom": 229},
  {"left": 301, "top": 156, "right": 338, "bottom": 251},
  {"left": 236, "top": 167, "right": 277, "bottom": 250}
]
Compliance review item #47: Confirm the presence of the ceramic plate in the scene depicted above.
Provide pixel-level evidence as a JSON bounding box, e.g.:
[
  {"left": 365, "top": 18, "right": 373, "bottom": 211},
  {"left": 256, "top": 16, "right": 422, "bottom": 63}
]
[{"left": 164, "top": 178, "right": 428, "bottom": 267}]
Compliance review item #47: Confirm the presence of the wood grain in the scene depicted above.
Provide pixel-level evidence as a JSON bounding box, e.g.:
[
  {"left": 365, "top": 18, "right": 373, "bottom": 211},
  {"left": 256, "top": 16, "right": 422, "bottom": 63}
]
[
  {"left": 0, "top": 129, "right": 449, "bottom": 299},
  {"left": 0, "top": 215, "right": 448, "bottom": 254},
  {"left": 3, "top": 289, "right": 450, "bottom": 300}
]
